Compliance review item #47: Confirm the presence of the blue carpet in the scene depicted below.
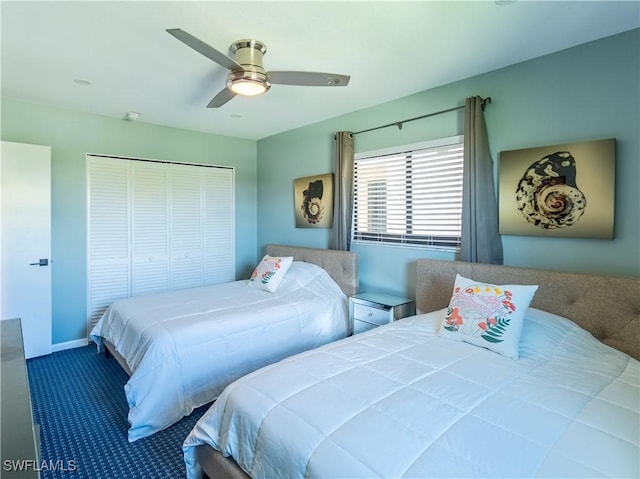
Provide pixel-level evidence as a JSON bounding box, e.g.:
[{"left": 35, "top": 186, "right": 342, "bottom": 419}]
[{"left": 27, "top": 345, "right": 208, "bottom": 478}]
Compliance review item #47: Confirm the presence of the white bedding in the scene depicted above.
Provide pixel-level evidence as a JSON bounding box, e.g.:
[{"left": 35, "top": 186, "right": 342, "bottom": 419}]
[
  {"left": 183, "top": 307, "right": 639, "bottom": 478},
  {"left": 90, "top": 261, "right": 348, "bottom": 442}
]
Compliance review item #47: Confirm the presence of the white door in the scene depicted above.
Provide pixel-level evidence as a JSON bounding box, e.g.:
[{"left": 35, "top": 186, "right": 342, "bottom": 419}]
[{"left": 1, "top": 141, "right": 52, "bottom": 358}]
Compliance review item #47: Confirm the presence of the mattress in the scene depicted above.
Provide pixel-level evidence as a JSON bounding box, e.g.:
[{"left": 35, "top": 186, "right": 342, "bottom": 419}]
[
  {"left": 183, "top": 308, "right": 639, "bottom": 478},
  {"left": 90, "top": 261, "right": 348, "bottom": 442}
]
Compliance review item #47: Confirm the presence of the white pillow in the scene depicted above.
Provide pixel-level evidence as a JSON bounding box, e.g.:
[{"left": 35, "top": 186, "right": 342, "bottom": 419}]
[
  {"left": 248, "top": 255, "right": 293, "bottom": 293},
  {"left": 438, "top": 274, "right": 538, "bottom": 359}
]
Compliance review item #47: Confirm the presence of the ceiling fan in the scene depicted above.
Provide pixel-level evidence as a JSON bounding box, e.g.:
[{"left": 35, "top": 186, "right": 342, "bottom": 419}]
[{"left": 167, "top": 28, "right": 351, "bottom": 108}]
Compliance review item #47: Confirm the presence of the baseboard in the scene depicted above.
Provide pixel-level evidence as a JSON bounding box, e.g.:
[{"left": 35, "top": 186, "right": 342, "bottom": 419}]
[{"left": 51, "top": 338, "right": 89, "bottom": 353}]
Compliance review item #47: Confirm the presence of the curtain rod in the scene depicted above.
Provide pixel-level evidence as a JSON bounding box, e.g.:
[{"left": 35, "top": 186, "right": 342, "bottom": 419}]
[{"left": 352, "top": 96, "right": 491, "bottom": 136}]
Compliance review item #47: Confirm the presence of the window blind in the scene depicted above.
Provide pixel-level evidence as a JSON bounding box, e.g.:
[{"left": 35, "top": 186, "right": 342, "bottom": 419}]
[{"left": 352, "top": 136, "right": 463, "bottom": 250}]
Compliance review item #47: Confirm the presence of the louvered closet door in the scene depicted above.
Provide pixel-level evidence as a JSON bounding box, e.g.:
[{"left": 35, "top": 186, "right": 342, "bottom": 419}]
[
  {"left": 87, "top": 156, "right": 235, "bottom": 333},
  {"left": 132, "top": 161, "right": 169, "bottom": 295},
  {"left": 203, "top": 167, "right": 234, "bottom": 284},
  {"left": 87, "top": 157, "right": 131, "bottom": 330},
  {"left": 169, "top": 164, "right": 204, "bottom": 290}
]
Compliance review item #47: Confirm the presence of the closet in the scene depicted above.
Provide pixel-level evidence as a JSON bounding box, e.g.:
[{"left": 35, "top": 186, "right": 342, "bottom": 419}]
[{"left": 87, "top": 155, "right": 234, "bottom": 331}]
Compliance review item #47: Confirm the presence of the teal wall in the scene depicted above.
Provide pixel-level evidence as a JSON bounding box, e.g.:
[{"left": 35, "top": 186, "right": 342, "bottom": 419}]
[
  {"left": 257, "top": 29, "right": 640, "bottom": 296},
  {"left": 2, "top": 30, "right": 638, "bottom": 347},
  {"left": 0, "top": 100, "right": 258, "bottom": 344}
]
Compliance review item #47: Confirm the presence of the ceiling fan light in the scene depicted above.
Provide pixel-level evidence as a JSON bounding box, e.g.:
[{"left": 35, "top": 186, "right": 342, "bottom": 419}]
[
  {"left": 227, "top": 70, "right": 270, "bottom": 97},
  {"left": 229, "top": 79, "right": 267, "bottom": 96}
]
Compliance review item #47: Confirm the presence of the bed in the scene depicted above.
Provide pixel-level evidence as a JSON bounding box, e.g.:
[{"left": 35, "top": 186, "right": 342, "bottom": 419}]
[
  {"left": 183, "top": 258, "right": 639, "bottom": 479},
  {"left": 90, "top": 244, "right": 357, "bottom": 442}
]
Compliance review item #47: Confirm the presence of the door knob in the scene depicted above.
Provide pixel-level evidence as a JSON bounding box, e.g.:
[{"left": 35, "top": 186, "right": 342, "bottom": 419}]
[{"left": 29, "top": 259, "right": 49, "bottom": 266}]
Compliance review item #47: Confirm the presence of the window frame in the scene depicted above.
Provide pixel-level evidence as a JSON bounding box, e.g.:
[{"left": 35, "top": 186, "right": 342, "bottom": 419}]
[{"left": 351, "top": 135, "right": 464, "bottom": 252}]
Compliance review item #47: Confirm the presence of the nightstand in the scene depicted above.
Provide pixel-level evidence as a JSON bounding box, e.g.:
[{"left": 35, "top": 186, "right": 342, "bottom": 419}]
[{"left": 349, "top": 292, "right": 416, "bottom": 335}]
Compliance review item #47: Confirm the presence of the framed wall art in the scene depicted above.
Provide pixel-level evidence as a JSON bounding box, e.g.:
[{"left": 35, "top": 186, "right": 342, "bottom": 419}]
[
  {"left": 498, "top": 138, "right": 615, "bottom": 239},
  {"left": 294, "top": 173, "right": 334, "bottom": 228}
]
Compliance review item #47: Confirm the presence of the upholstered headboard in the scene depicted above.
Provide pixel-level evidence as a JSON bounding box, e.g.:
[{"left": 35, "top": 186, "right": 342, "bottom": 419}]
[
  {"left": 416, "top": 259, "right": 640, "bottom": 360},
  {"left": 266, "top": 244, "right": 358, "bottom": 296}
]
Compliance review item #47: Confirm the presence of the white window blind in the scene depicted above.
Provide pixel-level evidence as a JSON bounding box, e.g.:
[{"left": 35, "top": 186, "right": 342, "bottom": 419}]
[
  {"left": 352, "top": 136, "right": 463, "bottom": 250},
  {"left": 87, "top": 155, "right": 235, "bottom": 332}
]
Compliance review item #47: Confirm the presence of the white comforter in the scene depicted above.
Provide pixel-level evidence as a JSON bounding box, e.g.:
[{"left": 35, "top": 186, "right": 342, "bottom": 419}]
[
  {"left": 90, "top": 261, "right": 348, "bottom": 442},
  {"left": 184, "top": 308, "right": 639, "bottom": 478}
]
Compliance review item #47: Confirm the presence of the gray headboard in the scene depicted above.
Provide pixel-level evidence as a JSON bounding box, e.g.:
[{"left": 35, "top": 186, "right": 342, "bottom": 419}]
[
  {"left": 266, "top": 244, "right": 358, "bottom": 296},
  {"left": 416, "top": 259, "right": 640, "bottom": 360}
]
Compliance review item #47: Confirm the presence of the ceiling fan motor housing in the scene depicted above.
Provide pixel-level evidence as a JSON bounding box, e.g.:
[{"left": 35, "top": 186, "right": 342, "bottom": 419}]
[{"left": 226, "top": 39, "right": 270, "bottom": 95}]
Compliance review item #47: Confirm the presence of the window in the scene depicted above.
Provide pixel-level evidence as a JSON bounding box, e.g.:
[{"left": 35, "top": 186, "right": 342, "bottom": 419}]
[{"left": 352, "top": 135, "right": 463, "bottom": 251}]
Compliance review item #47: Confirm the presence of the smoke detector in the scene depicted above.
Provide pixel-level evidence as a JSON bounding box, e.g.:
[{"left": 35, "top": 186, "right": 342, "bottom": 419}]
[{"left": 124, "top": 111, "right": 141, "bottom": 121}]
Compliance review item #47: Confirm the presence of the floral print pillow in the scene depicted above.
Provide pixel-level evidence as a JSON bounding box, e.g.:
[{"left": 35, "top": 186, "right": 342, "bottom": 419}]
[
  {"left": 438, "top": 274, "right": 538, "bottom": 359},
  {"left": 248, "top": 255, "right": 294, "bottom": 293}
]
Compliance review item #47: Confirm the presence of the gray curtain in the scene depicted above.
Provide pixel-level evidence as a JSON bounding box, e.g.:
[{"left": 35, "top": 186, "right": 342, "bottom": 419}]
[
  {"left": 460, "top": 96, "right": 503, "bottom": 264},
  {"left": 330, "top": 131, "right": 354, "bottom": 251}
]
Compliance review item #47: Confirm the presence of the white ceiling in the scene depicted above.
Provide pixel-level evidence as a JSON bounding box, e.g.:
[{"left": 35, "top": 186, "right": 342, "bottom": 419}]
[{"left": 2, "top": 1, "right": 638, "bottom": 140}]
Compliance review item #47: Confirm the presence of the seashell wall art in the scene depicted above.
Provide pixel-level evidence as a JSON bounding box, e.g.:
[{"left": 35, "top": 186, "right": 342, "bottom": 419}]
[
  {"left": 498, "top": 138, "right": 615, "bottom": 239},
  {"left": 293, "top": 173, "right": 334, "bottom": 228}
]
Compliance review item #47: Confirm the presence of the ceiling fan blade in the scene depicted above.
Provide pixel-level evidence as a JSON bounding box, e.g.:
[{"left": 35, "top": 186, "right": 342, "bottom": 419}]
[
  {"left": 269, "top": 71, "right": 350, "bottom": 87},
  {"left": 167, "top": 28, "right": 241, "bottom": 71},
  {"left": 207, "top": 88, "right": 236, "bottom": 108}
]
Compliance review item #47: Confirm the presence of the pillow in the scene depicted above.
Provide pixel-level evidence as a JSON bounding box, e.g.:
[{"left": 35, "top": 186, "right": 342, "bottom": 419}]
[
  {"left": 248, "top": 255, "right": 293, "bottom": 293},
  {"left": 438, "top": 274, "right": 538, "bottom": 359}
]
